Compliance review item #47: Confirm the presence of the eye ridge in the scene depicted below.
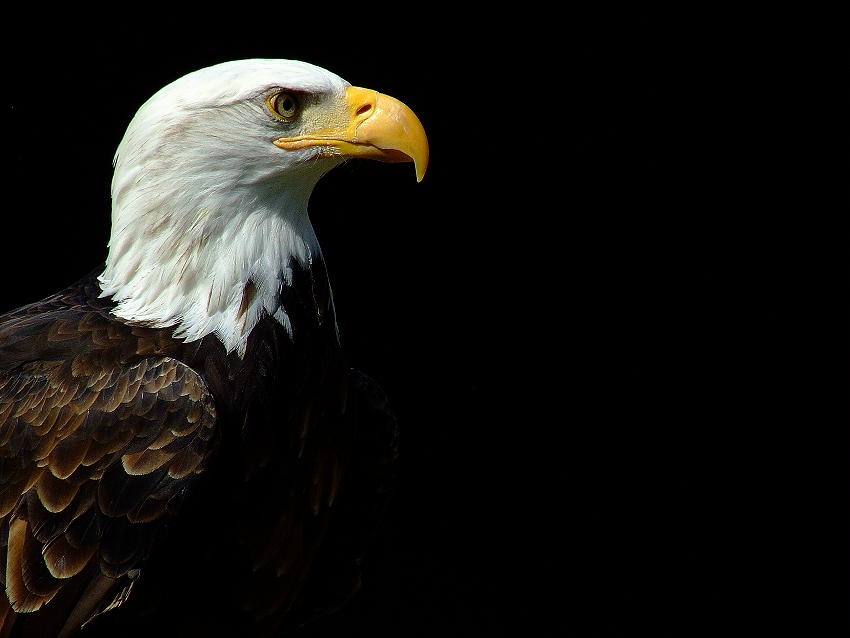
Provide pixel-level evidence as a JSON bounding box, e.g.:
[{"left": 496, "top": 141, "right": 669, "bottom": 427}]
[{"left": 268, "top": 91, "right": 300, "bottom": 120}]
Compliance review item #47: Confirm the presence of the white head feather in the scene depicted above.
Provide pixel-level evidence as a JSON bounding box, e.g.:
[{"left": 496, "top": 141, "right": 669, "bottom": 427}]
[{"left": 98, "top": 59, "right": 350, "bottom": 356}]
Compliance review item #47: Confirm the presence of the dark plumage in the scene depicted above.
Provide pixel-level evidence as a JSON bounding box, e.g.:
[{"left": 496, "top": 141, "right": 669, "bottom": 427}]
[
  {"left": 0, "top": 268, "right": 398, "bottom": 637},
  {"left": 0, "top": 58, "right": 424, "bottom": 637}
]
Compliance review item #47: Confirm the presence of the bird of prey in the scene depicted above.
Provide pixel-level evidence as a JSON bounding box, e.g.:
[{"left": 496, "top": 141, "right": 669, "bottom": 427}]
[{"left": 0, "top": 59, "right": 427, "bottom": 637}]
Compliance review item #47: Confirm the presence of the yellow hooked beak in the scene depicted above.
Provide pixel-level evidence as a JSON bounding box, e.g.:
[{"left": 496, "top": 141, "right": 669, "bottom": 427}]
[{"left": 273, "top": 86, "right": 429, "bottom": 182}]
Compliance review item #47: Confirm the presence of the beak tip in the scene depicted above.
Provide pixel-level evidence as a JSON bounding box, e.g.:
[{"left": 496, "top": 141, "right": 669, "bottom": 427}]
[{"left": 414, "top": 152, "right": 429, "bottom": 183}]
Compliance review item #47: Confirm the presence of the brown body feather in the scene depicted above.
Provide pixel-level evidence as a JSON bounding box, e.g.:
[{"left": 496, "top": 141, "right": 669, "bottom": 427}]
[{"left": 0, "top": 268, "right": 398, "bottom": 637}]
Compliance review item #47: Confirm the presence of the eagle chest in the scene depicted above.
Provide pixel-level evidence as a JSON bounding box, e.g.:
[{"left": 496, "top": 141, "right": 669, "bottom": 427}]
[{"left": 121, "top": 315, "right": 353, "bottom": 628}]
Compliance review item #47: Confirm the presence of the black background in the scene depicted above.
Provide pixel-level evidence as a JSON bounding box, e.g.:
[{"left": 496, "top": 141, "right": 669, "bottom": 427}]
[{"left": 0, "top": 14, "right": 842, "bottom": 637}]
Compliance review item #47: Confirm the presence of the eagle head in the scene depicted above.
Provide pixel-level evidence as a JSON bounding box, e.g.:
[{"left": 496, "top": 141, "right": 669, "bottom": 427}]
[{"left": 99, "top": 59, "right": 428, "bottom": 355}]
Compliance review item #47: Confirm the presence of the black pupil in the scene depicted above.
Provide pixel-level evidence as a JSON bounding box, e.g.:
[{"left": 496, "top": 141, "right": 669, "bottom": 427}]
[{"left": 278, "top": 96, "right": 294, "bottom": 114}]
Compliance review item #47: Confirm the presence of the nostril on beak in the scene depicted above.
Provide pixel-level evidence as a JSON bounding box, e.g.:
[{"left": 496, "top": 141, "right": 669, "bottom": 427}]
[{"left": 356, "top": 104, "right": 373, "bottom": 117}]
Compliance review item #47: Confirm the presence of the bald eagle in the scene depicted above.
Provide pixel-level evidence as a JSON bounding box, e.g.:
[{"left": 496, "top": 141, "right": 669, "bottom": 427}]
[{"left": 0, "top": 59, "right": 427, "bottom": 637}]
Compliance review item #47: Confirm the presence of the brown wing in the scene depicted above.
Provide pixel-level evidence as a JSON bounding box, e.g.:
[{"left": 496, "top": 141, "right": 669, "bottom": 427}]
[{"left": 0, "top": 354, "right": 217, "bottom": 636}]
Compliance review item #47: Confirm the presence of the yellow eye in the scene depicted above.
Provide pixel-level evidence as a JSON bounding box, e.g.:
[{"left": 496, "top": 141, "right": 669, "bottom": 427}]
[{"left": 267, "top": 91, "right": 299, "bottom": 120}]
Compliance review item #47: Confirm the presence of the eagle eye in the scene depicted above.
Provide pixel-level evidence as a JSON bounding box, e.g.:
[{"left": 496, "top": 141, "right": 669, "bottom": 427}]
[{"left": 267, "top": 91, "right": 300, "bottom": 120}]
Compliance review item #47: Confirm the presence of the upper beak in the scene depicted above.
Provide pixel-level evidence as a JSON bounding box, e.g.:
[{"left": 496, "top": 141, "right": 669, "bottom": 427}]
[{"left": 273, "top": 86, "right": 429, "bottom": 182}]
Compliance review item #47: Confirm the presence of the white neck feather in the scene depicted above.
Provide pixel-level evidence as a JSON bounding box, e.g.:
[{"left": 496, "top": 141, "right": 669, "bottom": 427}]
[{"left": 99, "top": 162, "right": 333, "bottom": 357}]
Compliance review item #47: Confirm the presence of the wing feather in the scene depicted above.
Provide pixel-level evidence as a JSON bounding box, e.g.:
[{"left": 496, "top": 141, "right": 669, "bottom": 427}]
[
  {"left": 5, "top": 519, "right": 45, "bottom": 613},
  {"left": 0, "top": 336, "right": 218, "bottom": 635}
]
